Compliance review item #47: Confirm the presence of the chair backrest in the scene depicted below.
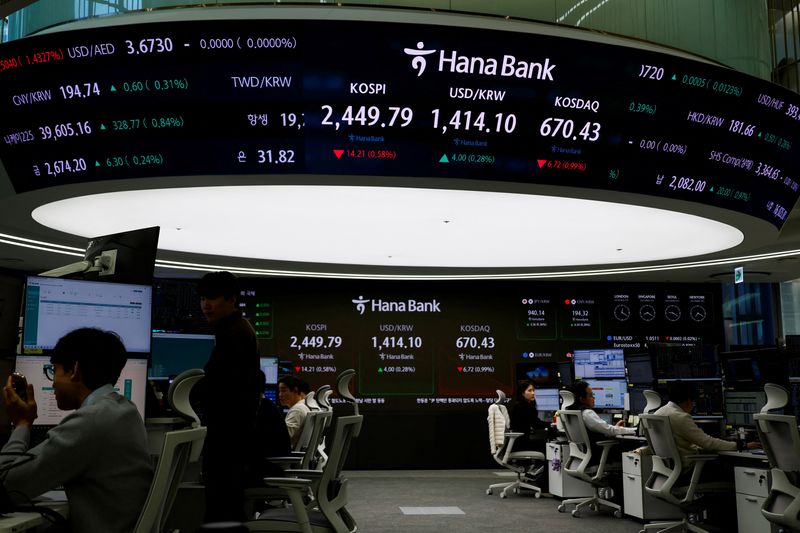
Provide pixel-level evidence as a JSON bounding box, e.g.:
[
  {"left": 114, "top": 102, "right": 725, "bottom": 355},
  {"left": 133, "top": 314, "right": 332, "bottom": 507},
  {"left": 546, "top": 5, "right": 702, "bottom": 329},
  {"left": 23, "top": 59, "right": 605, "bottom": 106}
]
[
  {"left": 167, "top": 368, "right": 205, "bottom": 428},
  {"left": 294, "top": 410, "right": 333, "bottom": 468},
  {"left": 336, "top": 369, "right": 358, "bottom": 415},
  {"left": 305, "top": 391, "right": 320, "bottom": 411},
  {"left": 316, "top": 385, "right": 333, "bottom": 412},
  {"left": 314, "top": 414, "right": 364, "bottom": 529},
  {"left": 487, "top": 402, "right": 510, "bottom": 455},
  {"left": 134, "top": 426, "right": 207, "bottom": 533},
  {"left": 754, "top": 412, "right": 800, "bottom": 471},
  {"left": 639, "top": 414, "right": 684, "bottom": 503},
  {"left": 558, "top": 409, "right": 594, "bottom": 474},
  {"left": 643, "top": 390, "right": 662, "bottom": 414},
  {"left": 762, "top": 383, "right": 790, "bottom": 413}
]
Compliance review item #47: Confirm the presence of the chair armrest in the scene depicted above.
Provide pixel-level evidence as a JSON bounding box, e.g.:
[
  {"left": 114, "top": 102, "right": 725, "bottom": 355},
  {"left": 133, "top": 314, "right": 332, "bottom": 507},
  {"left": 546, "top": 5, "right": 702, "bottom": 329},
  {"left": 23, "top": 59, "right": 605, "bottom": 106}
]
[
  {"left": 264, "top": 477, "right": 312, "bottom": 489},
  {"left": 267, "top": 455, "right": 303, "bottom": 466},
  {"left": 686, "top": 454, "right": 719, "bottom": 462},
  {"left": 504, "top": 432, "right": 524, "bottom": 437},
  {"left": 291, "top": 451, "right": 304, "bottom": 457},
  {"left": 597, "top": 440, "right": 619, "bottom": 447},
  {"left": 283, "top": 469, "right": 323, "bottom": 479}
]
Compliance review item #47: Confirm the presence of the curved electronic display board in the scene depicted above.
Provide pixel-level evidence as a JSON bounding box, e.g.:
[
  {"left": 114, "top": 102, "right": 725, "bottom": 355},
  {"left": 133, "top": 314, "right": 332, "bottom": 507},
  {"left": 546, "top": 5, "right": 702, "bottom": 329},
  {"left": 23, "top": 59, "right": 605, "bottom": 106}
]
[{"left": 0, "top": 18, "right": 798, "bottom": 228}]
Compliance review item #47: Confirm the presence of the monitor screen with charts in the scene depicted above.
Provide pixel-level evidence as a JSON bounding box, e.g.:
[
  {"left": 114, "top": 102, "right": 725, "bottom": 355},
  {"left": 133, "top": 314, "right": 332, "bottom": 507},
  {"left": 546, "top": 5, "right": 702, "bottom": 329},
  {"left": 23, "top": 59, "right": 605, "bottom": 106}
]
[
  {"left": 23, "top": 276, "right": 152, "bottom": 354},
  {"left": 15, "top": 355, "right": 148, "bottom": 425},
  {"left": 573, "top": 349, "right": 625, "bottom": 379},
  {"left": 535, "top": 388, "right": 560, "bottom": 412},
  {"left": 584, "top": 378, "right": 628, "bottom": 409}
]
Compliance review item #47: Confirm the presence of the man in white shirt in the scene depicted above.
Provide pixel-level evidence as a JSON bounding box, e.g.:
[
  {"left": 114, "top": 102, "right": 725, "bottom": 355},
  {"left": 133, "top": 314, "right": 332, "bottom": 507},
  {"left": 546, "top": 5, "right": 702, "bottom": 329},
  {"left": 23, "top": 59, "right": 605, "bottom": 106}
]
[
  {"left": 571, "top": 381, "right": 637, "bottom": 438},
  {"left": 278, "top": 375, "right": 311, "bottom": 448}
]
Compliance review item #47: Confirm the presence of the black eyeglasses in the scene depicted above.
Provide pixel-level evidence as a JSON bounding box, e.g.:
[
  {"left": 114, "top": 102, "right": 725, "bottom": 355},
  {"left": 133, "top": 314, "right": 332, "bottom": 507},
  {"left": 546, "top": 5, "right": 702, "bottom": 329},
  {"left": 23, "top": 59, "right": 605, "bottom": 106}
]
[{"left": 43, "top": 364, "right": 54, "bottom": 381}]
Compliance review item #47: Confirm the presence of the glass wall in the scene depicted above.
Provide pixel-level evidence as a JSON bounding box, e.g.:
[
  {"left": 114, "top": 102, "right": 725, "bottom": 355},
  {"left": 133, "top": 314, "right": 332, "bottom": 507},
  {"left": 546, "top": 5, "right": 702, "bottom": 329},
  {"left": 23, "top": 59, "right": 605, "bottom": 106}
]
[
  {"left": 770, "top": 0, "right": 800, "bottom": 92},
  {"left": 722, "top": 282, "right": 778, "bottom": 349}
]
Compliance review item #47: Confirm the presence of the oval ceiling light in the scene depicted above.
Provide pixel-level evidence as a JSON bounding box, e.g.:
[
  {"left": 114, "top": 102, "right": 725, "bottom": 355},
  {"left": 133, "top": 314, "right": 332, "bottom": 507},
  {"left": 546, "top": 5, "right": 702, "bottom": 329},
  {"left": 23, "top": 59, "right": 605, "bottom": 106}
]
[{"left": 32, "top": 185, "right": 744, "bottom": 269}]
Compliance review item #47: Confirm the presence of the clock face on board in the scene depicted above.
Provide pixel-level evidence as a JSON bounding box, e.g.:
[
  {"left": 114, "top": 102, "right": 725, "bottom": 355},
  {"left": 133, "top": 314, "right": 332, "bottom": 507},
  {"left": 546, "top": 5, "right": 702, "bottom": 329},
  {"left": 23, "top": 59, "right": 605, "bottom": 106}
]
[
  {"left": 639, "top": 304, "right": 656, "bottom": 322},
  {"left": 613, "top": 304, "right": 631, "bottom": 321},
  {"left": 690, "top": 305, "right": 707, "bottom": 322},
  {"left": 665, "top": 304, "right": 681, "bottom": 322}
]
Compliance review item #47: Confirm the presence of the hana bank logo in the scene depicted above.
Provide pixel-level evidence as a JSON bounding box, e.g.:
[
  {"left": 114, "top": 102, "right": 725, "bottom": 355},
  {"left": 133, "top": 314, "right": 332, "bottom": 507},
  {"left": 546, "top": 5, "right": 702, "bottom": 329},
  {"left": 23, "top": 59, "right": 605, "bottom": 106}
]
[
  {"left": 352, "top": 296, "right": 370, "bottom": 315},
  {"left": 403, "top": 41, "right": 436, "bottom": 77}
]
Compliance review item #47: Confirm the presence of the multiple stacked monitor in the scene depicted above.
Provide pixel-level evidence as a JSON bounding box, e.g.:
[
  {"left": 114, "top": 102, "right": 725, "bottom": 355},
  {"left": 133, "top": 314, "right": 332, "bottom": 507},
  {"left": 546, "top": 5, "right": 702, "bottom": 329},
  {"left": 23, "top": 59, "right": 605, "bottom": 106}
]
[{"left": 519, "top": 344, "right": 800, "bottom": 433}]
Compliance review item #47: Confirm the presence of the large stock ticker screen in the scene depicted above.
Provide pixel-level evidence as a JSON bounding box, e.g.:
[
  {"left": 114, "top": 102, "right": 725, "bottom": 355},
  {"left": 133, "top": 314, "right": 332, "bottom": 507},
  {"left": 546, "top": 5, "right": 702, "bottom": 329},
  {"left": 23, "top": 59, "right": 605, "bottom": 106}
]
[{"left": 1, "top": 18, "right": 799, "bottom": 227}]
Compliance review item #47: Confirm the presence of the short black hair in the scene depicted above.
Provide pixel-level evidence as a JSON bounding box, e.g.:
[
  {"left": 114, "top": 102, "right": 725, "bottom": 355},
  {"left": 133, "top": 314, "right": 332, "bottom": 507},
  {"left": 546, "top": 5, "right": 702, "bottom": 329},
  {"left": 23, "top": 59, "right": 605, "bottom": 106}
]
[
  {"left": 278, "top": 375, "right": 310, "bottom": 394},
  {"left": 50, "top": 328, "right": 127, "bottom": 390},
  {"left": 668, "top": 380, "right": 694, "bottom": 404},
  {"left": 570, "top": 380, "right": 591, "bottom": 404},
  {"left": 198, "top": 271, "right": 239, "bottom": 300}
]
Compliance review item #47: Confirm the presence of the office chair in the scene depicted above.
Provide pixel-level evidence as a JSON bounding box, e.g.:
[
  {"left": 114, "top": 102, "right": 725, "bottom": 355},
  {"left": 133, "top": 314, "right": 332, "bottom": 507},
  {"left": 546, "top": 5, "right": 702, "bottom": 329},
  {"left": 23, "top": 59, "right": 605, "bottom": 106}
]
[
  {"left": 753, "top": 383, "right": 800, "bottom": 532},
  {"left": 167, "top": 368, "right": 205, "bottom": 428},
  {"left": 638, "top": 414, "right": 733, "bottom": 533},
  {"left": 486, "top": 390, "right": 545, "bottom": 499},
  {"left": 556, "top": 409, "right": 622, "bottom": 517},
  {"left": 245, "top": 412, "right": 363, "bottom": 533},
  {"left": 134, "top": 425, "right": 207, "bottom": 533}
]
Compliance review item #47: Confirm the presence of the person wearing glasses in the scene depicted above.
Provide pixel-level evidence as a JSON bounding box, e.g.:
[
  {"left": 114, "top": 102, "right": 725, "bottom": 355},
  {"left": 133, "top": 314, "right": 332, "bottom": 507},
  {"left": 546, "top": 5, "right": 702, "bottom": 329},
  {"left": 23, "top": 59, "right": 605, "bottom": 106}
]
[{"left": 0, "top": 328, "right": 152, "bottom": 533}]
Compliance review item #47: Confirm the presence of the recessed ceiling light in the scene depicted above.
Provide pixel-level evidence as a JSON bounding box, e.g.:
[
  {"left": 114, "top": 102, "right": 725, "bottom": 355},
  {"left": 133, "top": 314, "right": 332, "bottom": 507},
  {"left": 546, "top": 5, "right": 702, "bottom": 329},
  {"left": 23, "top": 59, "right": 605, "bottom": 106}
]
[{"left": 31, "top": 185, "right": 744, "bottom": 269}]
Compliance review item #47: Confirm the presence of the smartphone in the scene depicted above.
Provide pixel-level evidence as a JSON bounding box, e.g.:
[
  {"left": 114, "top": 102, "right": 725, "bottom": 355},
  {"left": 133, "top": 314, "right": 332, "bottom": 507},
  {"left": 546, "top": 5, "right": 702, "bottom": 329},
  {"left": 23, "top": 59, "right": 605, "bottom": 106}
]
[{"left": 11, "top": 372, "right": 27, "bottom": 401}]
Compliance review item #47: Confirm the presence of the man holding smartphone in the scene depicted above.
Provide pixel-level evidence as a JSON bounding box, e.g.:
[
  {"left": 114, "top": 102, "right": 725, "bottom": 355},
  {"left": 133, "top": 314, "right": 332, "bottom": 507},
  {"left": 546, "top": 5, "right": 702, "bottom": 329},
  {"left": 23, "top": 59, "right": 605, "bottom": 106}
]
[{"left": 0, "top": 327, "right": 152, "bottom": 533}]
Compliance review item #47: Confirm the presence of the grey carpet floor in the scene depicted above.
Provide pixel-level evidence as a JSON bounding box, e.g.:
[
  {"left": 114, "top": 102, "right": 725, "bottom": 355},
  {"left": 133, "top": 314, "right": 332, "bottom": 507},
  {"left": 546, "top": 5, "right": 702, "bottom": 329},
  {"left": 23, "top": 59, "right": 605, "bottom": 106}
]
[{"left": 345, "top": 470, "right": 647, "bottom": 532}]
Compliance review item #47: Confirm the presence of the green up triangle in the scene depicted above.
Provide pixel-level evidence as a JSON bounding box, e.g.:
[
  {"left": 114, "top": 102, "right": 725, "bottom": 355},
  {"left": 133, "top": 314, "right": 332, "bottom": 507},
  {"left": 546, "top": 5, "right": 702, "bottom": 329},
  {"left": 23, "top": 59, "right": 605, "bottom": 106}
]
[
  {"left": 100, "top": 124, "right": 106, "bottom": 130},
  {"left": 758, "top": 132, "right": 762, "bottom": 138},
  {"left": 671, "top": 74, "right": 676, "bottom": 81},
  {"left": 439, "top": 154, "right": 449, "bottom": 163},
  {"left": 110, "top": 85, "right": 117, "bottom": 92},
  {"left": 95, "top": 161, "right": 100, "bottom": 167},
  {"left": 378, "top": 367, "right": 383, "bottom": 373},
  {"left": 710, "top": 186, "right": 714, "bottom": 192}
]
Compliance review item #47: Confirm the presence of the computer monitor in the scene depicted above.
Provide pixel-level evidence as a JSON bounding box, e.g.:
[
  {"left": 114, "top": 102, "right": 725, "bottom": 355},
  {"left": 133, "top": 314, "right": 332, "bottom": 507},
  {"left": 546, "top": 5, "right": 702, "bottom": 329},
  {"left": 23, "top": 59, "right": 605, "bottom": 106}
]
[
  {"left": 627, "top": 385, "right": 650, "bottom": 415},
  {"left": 625, "top": 353, "right": 654, "bottom": 385},
  {"left": 516, "top": 362, "right": 560, "bottom": 387},
  {"left": 149, "top": 332, "right": 215, "bottom": 379},
  {"left": 721, "top": 348, "right": 788, "bottom": 389},
  {"left": 260, "top": 357, "right": 279, "bottom": 402},
  {"left": 83, "top": 226, "right": 160, "bottom": 285},
  {"left": 661, "top": 378, "right": 725, "bottom": 416},
  {"left": 648, "top": 342, "right": 720, "bottom": 379},
  {"left": 23, "top": 276, "right": 152, "bottom": 354},
  {"left": 15, "top": 355, "right": 148, "bottom": 425},
  {"left": 572, "top": 348, "right": 625, "bottom": 379},
  {"left": 584, "top": 378, "right": 627, "bottom": 409},
  {"left": 535, "top": 388, "right": 560, "bottom": 412},
  {"left": 558, "top": 361, "right": 574, "bottom": 386}
]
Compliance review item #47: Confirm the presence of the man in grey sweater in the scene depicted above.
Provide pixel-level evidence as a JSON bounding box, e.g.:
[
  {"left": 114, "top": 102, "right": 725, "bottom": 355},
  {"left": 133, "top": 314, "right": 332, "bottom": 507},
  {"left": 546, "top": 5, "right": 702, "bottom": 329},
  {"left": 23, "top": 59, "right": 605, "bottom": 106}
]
[{"left": 1, "top": 327, "right": 153, "bottom": 533}]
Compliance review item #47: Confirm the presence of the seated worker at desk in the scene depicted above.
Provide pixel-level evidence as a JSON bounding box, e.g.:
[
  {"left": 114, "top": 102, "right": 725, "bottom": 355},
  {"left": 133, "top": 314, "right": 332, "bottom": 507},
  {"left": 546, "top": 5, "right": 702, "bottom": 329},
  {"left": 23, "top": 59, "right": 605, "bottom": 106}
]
[
  {"left": 278, "top": 375, "right": 311, "bottom": 448},
  {"left": 571, "top": 380, "right": 637, "bottom": 439},
  {"left": 637, "top": 380, "right": 756, "bottom": 464},
  {"left": 509, "top": 380, "right": 551, "bottom": 453},
  {"left": 0, "top": 328, "right": 153, "bottom": 533}
]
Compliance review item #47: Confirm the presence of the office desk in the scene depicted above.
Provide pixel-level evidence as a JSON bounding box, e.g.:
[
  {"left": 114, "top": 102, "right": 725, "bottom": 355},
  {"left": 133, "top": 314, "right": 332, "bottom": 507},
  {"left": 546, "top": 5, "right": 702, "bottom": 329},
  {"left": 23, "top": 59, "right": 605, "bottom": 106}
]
[
  {"left": 718, "top": 452, "right": 771, "bottom": 533},
  {"left": 0, "top": 501, "right": 67, "bottom": 533}
]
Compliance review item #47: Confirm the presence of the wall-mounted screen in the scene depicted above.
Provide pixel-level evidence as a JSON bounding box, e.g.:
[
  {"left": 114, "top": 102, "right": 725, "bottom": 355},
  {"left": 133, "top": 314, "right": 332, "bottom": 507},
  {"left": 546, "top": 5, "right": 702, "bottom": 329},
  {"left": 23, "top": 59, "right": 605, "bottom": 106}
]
[
  {"left": 584, "top": 378, "right": 627, "bottom": 409},
  {"left": 573, "top": 348, "right": 625, "bottom": 379},
  {"left": 23, "top": 276, "right": 152, "bottom": 353},
  {"left": 0, "top": 18, "right": 798, "bottom": 227},
  {"left": 15, "top": 355, "right": 148, "bottom": 425},
  {"left": 516, "top": 362, "right": 560, "bottom": 386}
]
